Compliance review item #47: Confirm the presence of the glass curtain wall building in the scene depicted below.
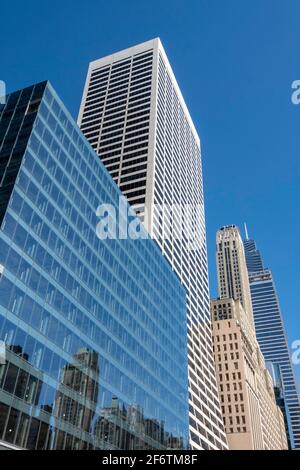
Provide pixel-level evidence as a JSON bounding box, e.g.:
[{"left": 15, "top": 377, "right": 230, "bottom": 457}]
[
  {"left": 244, "top": 235, "right": 300, "bottom": 450},
  {"left": 78, "top": 38, "right": 227, "bottom": 450},
  {"left": 0, "top": 81, "right": 189, "bottom": 450}
]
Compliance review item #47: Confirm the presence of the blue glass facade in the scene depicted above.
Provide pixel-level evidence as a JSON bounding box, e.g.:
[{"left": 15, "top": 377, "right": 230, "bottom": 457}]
[
  {"left": 0, "top": 82, "right": 188, "bottom": 449},
  {"left": 243, "top": 239, "right": 264, "bottom": 273},
  {"left": 244, "top": 238, "right": 300, "bottom": 450}
]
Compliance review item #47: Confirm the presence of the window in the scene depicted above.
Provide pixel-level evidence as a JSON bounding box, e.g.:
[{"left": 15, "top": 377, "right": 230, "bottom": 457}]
[
  {"left": 0, "top": 403, "right": 9, "bottom": 440},
  {"left": 4, "top": 407, "right": 20, "bottom": 443},
  {"left": 26, "top": 99, "right": 40, "bottom": 115}
]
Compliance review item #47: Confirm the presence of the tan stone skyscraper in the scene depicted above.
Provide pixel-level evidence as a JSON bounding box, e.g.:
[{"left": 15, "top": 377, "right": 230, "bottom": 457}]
[
  {"left": 211, "top": 225, "right": 288, "bottom": 450},
  {"left": 216, "top": 225, "right": 254, "bottom": 326}
]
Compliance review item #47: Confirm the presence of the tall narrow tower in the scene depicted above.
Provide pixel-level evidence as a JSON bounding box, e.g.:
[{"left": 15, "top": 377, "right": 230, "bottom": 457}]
[
  {"left": 216, "top": 225, "right": 254, "bottom": 326},
  {"left": 78, "top": 38, "right": 227, "bottom": 450},
  {"left": 213, "top": 225, "right": 288, "bottom": 449},
  {"left": 244, "top": 233, "right": 300, "bottom": 450}
]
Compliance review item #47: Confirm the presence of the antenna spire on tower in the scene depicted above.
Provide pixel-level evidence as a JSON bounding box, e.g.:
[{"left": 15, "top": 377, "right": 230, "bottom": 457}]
[{"left": 244, "top": 223, "right": 249, "bottom": 240}]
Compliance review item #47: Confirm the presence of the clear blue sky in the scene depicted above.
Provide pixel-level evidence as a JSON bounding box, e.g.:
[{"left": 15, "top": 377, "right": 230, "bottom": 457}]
[{"left": 1, "top": 0, "right": 299, "bottom": 386}]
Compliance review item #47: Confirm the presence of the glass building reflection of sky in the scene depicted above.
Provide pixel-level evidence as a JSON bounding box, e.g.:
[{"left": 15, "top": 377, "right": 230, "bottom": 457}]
[
  {"left": 0, "top": 81, "right": 188, "bottom": 450},
  {"left": 244, "top": 237, "right": 300, "bottom": 450}
]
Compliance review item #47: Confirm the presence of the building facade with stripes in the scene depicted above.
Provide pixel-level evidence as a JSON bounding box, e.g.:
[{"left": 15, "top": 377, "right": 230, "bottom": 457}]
[
  {"left": 244, "top": 235, "right": 300, "bottom": 449},
  {"left": 78, "top": 38, "right": 227, "bottom": 450}
]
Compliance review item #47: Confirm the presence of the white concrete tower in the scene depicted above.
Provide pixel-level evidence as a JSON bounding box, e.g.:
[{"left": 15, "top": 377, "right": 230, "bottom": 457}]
[{"left": 78, "top": 38, "right": 227, "bottom": 450}]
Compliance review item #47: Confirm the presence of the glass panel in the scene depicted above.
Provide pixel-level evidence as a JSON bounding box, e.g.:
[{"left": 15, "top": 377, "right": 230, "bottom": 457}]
[
  {"left": 15, "top": 412, "right": 30, "bottom": 448},
  {"left": 14, "top": 368, "right": 28, "bottom": 400},
  {"left": 0, "top": 403, "right": 9, "bottom": 440},
  {"left": 3, "top": 362, "right": 19, "bottom": 394},
  {"left": 36, "top": 421, "right": 49, "bottom": 450},
  {"left": 4, "top": 407, "right": 20, "bottom": 443},
  {"left": 27, "top": 418, "right": 40, "bottom": 450}
]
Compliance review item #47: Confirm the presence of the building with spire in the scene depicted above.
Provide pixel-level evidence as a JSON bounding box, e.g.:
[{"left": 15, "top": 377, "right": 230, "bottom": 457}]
[
  {"left": 211, "top": 224, "right": 288, "bottom": 449},
  {"left": 216, "top": 225, "right": 254, "bottom": 327},
  {"left": 243, "top": 227, "right": 300, "bottom": 450}
]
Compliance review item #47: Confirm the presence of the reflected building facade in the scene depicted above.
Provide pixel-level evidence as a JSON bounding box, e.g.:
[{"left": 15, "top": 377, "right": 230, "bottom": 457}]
[
  {"left": 94, "top": 398, "right": 176, "bottom": 449},
  {"left": 54, "top": 348, "right": 100, "bottom": 449},
  {"left": 0, "top": 82, "right": 189, "bottom": 449}
]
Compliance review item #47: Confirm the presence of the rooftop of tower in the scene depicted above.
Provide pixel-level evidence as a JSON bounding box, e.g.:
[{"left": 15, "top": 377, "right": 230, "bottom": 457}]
[
  {"left": 86, "top": 37, "right": 200, "bottom": 144},
  {"left": 219, "top": 224, "right": 238, "bottom": 231}
]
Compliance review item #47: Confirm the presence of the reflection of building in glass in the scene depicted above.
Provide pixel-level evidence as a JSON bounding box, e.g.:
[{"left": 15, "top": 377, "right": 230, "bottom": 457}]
[
  {"left": 54, "top": 348, "right": 99, "bottom": 449},
  {"left": 0, "top": 345, "right": 44, "bottom": 449},
  {"left": 0, "top": 82, "right": 188, "bottom": 449},
  {"left": 94, "top": 397, "right": 183, "bottom": 450}
]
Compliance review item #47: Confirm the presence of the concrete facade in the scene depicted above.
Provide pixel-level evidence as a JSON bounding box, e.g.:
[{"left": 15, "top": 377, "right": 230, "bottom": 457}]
[
  {"left": 212, "top": 225, "right": 288, "bottom": 449},
  {"left": 78, "top": 38, "right": 227, "bottom": 450},
  {"left": 211, "top": 298, "right": 288, "bottom": 449}
]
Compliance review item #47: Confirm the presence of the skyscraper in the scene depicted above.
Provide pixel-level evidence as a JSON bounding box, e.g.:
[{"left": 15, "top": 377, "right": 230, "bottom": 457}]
[
  {"left": 78, "top": 38, "right": 227, "bottom": 450},
  {"left": 243, "top": 231, "right": 300, "bottom": 450},
  {"left": 0, "top": 81, "right": 189, "bottom": 450},
  {"left": 266, "top": 361, "right": 292, "bottom": 449},
  {"left": 213, "top": 225, "right": 288, "bottom": 449},
  {"left": 211, "top": 298, "right": 288, "bottom": 449},
  {"left": 216, "top": 225, "right": 254, "bottom": 326}
]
